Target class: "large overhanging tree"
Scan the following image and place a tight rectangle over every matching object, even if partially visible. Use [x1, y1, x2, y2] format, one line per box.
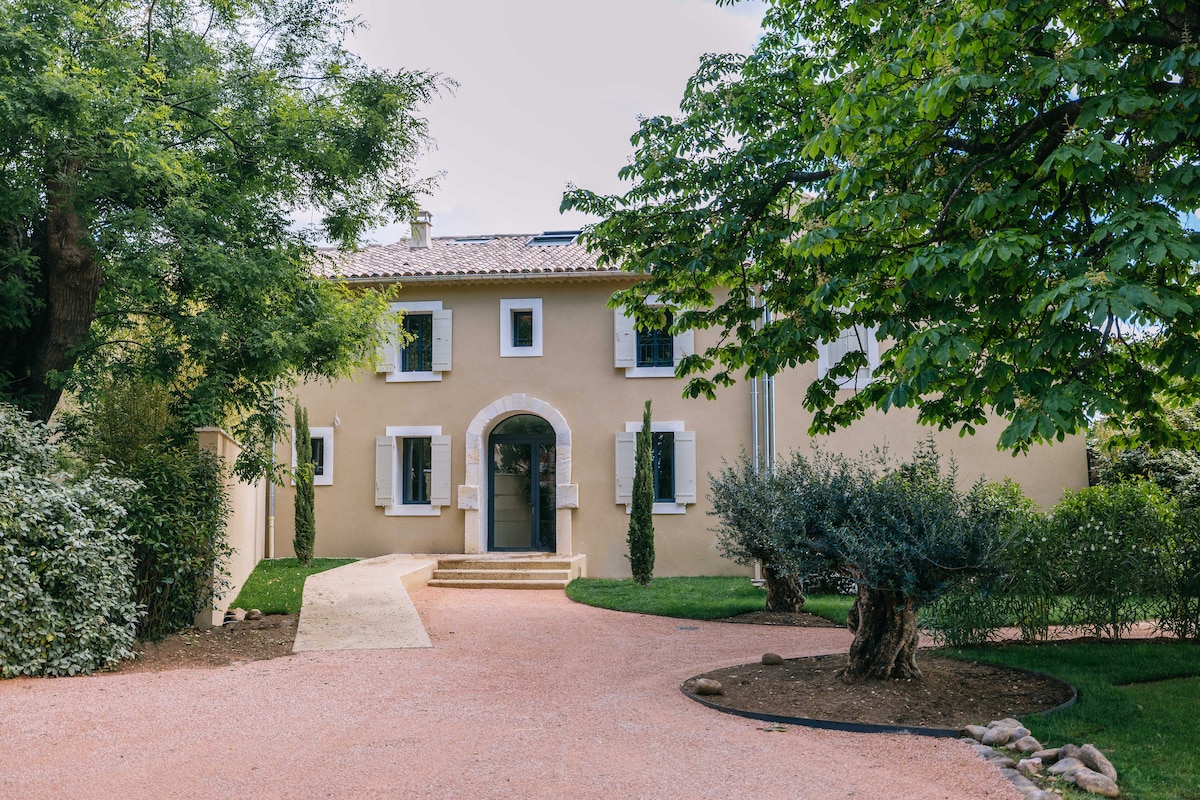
[565, 0, 1200, 452]
[564, 0, 1200, 679]
[0, 0, 439, 475]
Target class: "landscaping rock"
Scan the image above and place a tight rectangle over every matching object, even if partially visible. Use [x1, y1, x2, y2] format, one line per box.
[986, 754, 1017, 769]
[1003, 726, 1032, 742]
[1073, 767, 1120, 797]
[1031, 748, 1061, 763]
[992, 717, 1023, 729]
[1018, 757, 1043, 775]
[1012, 735, 1043, 754]
[761, 653, 784, 666]
[1009, 775, 1039, 794]
[962, 724, 989, 741]
[982, 726, 1015, 746]
[693, 678, 724, 696]
[1058, 743, 1082, 761]
[1024, 791, 1063, 800]
[1077, 744, 1118, 782]
[1047, 757, 1086, 778]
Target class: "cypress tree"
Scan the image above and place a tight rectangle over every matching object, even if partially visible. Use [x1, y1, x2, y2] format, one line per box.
[293, 403, 316, 566]
[628, 400, 655, 585]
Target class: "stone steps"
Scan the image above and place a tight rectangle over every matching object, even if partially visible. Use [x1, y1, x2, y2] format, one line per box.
[424, 555, 586, 590]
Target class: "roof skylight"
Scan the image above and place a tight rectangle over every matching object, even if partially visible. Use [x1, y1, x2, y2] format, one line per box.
[526, 230, 581, 246]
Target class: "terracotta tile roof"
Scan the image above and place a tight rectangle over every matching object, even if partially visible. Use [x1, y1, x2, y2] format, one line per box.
[315, 233, 623, 280]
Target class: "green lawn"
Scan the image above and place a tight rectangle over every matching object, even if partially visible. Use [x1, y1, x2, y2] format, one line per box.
[564, 575, 854, 624]
[952, 641, 1200, 800]
[230, 557, 356, 615]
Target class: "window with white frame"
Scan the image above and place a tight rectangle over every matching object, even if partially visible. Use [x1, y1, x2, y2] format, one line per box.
[375, 426, 451, 516]
[613, 300, 694, 379]
[817, 324, 880, 387]
[292, 426, 334, 486]
[614, 420, 697, 514]
[375, 301, 452, 382]
[499, 298, 543, 357]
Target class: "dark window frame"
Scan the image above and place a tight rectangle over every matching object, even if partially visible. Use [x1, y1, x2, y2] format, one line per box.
[511, 309, 534, 348]
[310, 437, 325, 477]
[401, 313, 434, 372]
[402, 437, 432, 505]
[651, 431, 675, 503]
[636, 310, 674, 368]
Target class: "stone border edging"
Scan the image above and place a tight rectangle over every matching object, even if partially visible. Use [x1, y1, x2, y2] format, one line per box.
[680, 659, 1078, 738]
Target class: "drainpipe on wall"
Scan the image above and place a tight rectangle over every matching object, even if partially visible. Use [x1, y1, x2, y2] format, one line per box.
[267, 387, 277, 559]
[762, 299, 777, 475]
[750, 296, 761, 474]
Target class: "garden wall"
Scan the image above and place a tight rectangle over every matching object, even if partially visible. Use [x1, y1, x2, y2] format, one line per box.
[195, 428, 266, 627]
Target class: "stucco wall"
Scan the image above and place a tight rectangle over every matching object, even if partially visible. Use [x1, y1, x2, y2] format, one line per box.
[196, 428, 266, 627]
[275, 277, 1089, 579]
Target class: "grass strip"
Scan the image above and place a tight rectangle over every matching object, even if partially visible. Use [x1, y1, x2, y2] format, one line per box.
[565, 576, 853, 624]
[230, 557, 356, 615]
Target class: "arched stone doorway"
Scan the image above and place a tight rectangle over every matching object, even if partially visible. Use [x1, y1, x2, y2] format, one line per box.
[458, 394, 577, 555]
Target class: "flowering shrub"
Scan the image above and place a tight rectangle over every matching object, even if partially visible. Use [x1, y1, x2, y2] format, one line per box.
[0, 405, 140, 677]
[1049, 481, 1174, 639]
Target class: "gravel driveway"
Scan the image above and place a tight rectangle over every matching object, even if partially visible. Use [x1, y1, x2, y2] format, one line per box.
[0, 589, 1020, 799]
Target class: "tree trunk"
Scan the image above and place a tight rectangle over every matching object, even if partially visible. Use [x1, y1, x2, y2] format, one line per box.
[26, 162, 101, 421]
[842, 585, 922, 683]
[763, 565, 806, 613]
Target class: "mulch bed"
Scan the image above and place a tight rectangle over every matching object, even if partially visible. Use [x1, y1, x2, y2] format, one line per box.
[114, 614, 298, 673]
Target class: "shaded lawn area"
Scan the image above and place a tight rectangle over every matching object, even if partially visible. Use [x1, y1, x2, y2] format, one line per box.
[231, 558, 356, 615]
[951, 641, 1200, 800]
[564, 576, 854, 624]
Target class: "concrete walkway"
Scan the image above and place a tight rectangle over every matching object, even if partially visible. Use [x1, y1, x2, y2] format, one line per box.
[292, 554, 436, 651]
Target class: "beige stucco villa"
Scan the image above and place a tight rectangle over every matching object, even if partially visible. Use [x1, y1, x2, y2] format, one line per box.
[272, 215, 1089, 580]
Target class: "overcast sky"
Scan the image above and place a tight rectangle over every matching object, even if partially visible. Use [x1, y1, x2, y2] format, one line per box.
[341, 0, 765, 242]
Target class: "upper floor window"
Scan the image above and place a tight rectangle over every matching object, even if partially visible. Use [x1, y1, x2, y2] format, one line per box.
[817, 324, 880, 388]
[375, 301, 452, 382]
[636, 311, 674, 368]
[500, 298, 543, 357]
[402, 314, 434, 372]
[614, 300, 694, 379]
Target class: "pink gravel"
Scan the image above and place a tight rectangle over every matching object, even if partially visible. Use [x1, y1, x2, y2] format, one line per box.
[0, 589, 1021, 799]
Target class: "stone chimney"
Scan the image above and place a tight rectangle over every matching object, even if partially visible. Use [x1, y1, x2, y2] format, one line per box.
[410, 210, 432, 249]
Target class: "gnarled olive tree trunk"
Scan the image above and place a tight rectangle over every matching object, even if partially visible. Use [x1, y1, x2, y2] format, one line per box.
[763, 565, 805, 613]
[842, 585, 921, 683]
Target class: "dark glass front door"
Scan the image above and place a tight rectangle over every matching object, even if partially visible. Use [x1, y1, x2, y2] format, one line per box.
[488, 416, 556, 551]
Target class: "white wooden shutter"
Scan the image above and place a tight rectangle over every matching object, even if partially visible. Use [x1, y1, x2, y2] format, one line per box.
[429, 434, 452, 507]
[431, 309, 453, 372]
[374, 436, 396, 506]
[614, 309, 636, 368]
[615, 432, 636, 504]
[672, 328, 694, 367]
[673, 430, 697, 504]
[375, 320, 397, 373]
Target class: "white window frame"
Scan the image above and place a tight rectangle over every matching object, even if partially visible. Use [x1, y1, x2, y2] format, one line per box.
[377, 425, 451, 516]
[377, 301, 452, 383]
[616, 420, 697, 515]
[817, 324, 880, 388]
[613, 297, 695, 379]
[291, 425, 334, 486]
[499, 298, 543, 357]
